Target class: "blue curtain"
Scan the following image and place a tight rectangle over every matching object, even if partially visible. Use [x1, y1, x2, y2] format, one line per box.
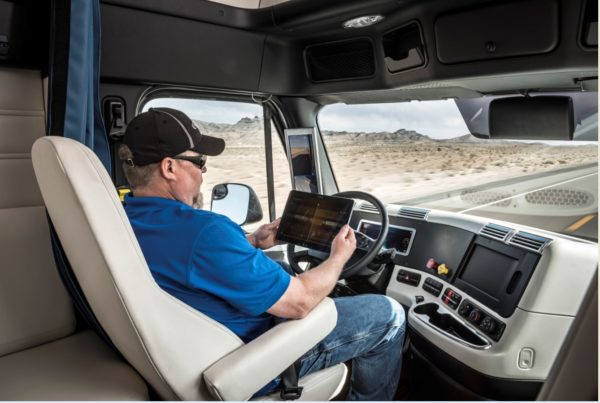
[60, 0, 111, 172]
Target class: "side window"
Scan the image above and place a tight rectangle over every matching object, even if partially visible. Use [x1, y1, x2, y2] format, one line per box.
[143, 98, 292, 229]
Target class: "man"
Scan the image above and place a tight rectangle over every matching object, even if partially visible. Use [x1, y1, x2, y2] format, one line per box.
[120, 107, 405, 400]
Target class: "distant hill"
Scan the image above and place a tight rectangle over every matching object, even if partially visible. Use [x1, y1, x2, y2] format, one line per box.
[193, 116, 264, 145]
[444, 134, 485, 143]
[193, 116, 479, 146]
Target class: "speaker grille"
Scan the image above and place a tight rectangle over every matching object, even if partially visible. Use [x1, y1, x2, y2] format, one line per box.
[525, 188, 593, 207]
[305, 39, 375, 82]
[460, 190, 512, 207]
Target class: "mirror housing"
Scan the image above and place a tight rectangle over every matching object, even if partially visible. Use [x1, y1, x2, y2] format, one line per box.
[210, 183, 263, 226]
[489, 96, 574, 140]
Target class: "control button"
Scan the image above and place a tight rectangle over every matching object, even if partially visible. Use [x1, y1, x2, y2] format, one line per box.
[437, 263, 450, 276]
[397, 269, 421, 287]
[458, 302, 473, 317]
[468, 309, 483, 324]
[415, 295, 424, 304]
[426, 258, 439, 270]
[518, 348, 535, 369]
[425, 277, 443, 289]
[442, 288, 462, 310]
[422, 282, 442, 297]
[480, 316, 497, 334]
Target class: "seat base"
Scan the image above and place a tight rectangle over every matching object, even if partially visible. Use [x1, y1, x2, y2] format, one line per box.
[0, 330, 148, 400]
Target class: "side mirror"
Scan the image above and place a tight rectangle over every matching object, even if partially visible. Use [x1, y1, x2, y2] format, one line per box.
[210, 183, 263, 226]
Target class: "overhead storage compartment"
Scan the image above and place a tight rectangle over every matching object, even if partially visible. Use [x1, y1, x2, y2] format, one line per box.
[382, 21, 426, 73]
[304, 38, 375, 82]
[435, 0, 559, 64]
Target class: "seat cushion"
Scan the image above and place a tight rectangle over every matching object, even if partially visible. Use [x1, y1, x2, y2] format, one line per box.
[0, 330, 148, 400]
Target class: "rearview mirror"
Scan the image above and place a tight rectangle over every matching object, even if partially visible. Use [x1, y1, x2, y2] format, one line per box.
[210, 183, 263, 226]
[455, 92, 598, 141]
[489, 96, 574, 140]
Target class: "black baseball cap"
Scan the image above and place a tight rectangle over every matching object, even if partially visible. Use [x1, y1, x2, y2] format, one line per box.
[123, 107, 225, 166]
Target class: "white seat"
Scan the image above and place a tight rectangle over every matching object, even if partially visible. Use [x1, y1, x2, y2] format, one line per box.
[0, 330, 148, 400]
[0, 67, 147, 400]
[32, 136, 347, 401]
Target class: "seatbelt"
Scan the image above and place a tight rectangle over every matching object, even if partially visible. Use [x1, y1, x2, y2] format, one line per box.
[279, 360, 303, 400]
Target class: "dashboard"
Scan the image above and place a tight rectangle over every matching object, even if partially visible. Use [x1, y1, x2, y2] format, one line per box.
[350, 203, 597, 399]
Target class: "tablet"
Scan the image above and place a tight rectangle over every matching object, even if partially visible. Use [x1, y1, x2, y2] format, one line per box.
[276, 191, 354, 252]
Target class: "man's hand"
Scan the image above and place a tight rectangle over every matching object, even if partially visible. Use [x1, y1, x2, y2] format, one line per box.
[267, 224, 356, 319]
[329, 224, 356, 265]
[247, 218, 282, 250]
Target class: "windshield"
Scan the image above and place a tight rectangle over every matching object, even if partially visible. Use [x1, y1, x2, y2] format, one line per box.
[318, 96, 598, 241]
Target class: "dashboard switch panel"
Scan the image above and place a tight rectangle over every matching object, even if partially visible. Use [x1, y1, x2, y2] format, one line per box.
[423, 277, 443, 297]
[459, 300, 506, 341]
[397, 269, 421, 286]
[442, 288, 462, 309]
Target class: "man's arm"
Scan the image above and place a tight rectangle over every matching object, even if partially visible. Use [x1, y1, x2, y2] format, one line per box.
[267, 225, 356, 319]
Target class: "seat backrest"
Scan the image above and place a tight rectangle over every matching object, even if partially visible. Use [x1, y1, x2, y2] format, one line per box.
[0, 68, 76, 357]
[32, 136, 244, 400]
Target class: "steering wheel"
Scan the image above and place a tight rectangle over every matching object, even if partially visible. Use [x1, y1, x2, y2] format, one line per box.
[287, 191, 389, 279]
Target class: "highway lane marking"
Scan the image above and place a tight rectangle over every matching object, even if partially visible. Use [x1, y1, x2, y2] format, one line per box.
[564, 214, 596, 233]
[459, 171, 599, 214]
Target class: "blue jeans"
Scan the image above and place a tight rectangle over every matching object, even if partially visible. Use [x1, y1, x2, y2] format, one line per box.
[297, 295, 406, 400]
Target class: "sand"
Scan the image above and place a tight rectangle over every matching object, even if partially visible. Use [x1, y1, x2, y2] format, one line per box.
[199, 134, 597, 228]
[192, 117, 597, 226]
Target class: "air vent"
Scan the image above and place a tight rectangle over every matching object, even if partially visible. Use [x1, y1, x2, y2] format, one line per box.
[479, 223, 513, 241]
[359, 202, 379, 213]
[399, 207, 429, 220]
[509, 231, 551, 253]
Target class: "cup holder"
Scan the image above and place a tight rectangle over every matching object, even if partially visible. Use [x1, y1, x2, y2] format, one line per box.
[412, 303, 489, 348]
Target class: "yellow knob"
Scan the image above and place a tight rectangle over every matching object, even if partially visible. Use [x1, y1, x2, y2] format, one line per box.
[437, 263, 449, 276]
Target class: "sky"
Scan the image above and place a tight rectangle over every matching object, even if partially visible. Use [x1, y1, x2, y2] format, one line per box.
[318, 101, 469, 139]
[143, 97, 596, 144]
[144, 98, 263, 123]
[144, 98, 469, 140]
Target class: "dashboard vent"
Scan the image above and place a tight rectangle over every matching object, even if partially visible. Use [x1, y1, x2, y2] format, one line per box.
[509, 231, 551, 253]
[359, 202, 379, 213]
[398, 207, 429, 220]
[479, 223, 513, 241]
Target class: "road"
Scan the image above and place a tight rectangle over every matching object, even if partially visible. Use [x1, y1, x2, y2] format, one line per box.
[399, 163, 598, 240]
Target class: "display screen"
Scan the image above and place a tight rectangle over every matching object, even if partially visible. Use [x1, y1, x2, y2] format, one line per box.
[276, 191, 354, 252]
[459, 245, 519, 302]
[288, 134, 318, 193]
[358, 220, 415, 255]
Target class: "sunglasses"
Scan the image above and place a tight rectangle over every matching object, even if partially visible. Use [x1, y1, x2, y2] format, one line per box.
[173, 154, 207, 170]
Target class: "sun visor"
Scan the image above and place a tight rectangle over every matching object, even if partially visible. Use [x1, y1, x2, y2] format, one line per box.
[489, 96, 574, 140]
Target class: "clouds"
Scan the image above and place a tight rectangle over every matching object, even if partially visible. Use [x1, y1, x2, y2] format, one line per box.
[318, 100, 470, 139]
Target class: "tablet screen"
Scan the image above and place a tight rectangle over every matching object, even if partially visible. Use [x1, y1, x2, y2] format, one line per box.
[276, 191, 354, 252]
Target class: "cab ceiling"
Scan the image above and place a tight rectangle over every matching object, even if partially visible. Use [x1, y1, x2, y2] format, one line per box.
[99, 0, 598, 104]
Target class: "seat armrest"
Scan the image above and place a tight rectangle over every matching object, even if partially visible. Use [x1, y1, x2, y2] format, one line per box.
[203, 298, 338, 401]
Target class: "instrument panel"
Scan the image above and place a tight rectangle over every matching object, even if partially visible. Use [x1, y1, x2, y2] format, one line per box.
[351, 204, 597, 390]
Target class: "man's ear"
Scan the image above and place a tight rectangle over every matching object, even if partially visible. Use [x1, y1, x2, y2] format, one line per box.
[159, 158, 177, 180]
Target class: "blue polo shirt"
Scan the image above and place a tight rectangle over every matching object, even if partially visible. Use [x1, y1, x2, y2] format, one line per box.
[123, 194, 291, 343]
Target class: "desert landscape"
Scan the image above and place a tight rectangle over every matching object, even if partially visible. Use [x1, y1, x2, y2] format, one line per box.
[195, 117, 598, 226]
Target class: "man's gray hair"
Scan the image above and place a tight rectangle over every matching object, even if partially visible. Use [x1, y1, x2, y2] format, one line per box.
[118, 144, 159, 189]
